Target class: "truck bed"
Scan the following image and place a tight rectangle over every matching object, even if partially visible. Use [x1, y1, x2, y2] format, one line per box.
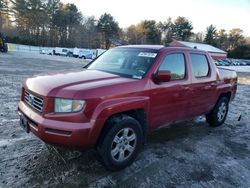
[217, 67, 237, 82]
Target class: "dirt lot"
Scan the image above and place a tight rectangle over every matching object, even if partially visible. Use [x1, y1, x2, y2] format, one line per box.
[0, 52, 250, 188]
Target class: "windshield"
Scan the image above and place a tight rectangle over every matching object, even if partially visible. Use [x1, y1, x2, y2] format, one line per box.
[87, 48, 158, 79]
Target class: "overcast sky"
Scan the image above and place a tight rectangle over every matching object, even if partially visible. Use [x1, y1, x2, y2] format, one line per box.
[61, 0, 250, 36]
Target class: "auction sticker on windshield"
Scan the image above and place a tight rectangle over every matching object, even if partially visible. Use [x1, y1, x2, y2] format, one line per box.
[138, 52, 157, 58]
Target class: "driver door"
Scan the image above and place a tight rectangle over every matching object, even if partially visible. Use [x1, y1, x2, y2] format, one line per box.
[149, 52, 192, 128]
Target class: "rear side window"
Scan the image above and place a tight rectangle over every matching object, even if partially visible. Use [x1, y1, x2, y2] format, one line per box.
[190, 54, 209, 77]
[159, 53, 185, 80]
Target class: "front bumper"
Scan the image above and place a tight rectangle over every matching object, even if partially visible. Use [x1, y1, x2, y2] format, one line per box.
[18, 101, 93, 149]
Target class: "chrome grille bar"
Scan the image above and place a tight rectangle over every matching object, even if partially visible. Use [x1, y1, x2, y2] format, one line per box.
[24, 90, 43, 112]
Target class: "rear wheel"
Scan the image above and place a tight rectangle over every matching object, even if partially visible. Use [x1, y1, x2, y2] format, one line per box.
[97, 115, 143, 171]
[206, 97, 229, 127]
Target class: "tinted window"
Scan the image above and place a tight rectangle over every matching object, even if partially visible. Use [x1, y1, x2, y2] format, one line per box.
[159, 53, 185, 80]
[190, 54, 209, 77]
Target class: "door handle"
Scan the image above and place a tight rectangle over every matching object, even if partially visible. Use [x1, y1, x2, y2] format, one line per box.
[182, 86, 190, 91]
[204, 86, 212, 90]
[210, 83, 216, 87]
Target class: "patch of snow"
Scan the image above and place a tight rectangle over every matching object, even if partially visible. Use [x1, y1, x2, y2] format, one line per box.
[220, 66, 250, 73]
[0, 135, 32, 147]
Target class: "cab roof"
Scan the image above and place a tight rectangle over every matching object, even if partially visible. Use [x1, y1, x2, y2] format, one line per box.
[117, 45, 165, 50]
[116, 45, 207, 54]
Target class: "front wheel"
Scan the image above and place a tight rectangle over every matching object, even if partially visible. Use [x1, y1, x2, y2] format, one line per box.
[206, 97, 229, 127]
[97, 115, 143, 171]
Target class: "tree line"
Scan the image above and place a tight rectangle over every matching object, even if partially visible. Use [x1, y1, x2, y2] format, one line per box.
[0, 0, 249, 58]
[204, 25, 250, 59]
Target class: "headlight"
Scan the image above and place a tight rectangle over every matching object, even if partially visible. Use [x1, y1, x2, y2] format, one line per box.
[54, 98, 85, 113]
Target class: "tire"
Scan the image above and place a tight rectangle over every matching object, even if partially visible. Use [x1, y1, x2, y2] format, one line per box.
[206, 97, 229, 127]
[97, 115, 143, 171]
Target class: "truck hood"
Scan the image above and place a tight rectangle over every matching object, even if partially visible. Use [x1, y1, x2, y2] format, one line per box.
[25, 69, 135, 98]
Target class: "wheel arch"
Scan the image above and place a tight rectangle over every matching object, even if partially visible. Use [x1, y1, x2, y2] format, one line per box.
[87, 97, 150, 147]
[210, 91, 231, 114]
[206, 92, 230, 127]
[218, 92, 231, 102]
[93, 108, 148, 149]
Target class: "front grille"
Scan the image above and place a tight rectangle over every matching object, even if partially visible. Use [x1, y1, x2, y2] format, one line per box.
[24, 90, 43, 112]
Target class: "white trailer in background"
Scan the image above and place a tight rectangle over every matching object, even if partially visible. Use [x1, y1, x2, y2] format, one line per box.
[73, 47, 80, 57]
[73, 48, 95, 59]
[73, 47, 106, 59]
[40, 49, 53, 55]
[79, 49, 95, 59]
[54, 47, 70, 56]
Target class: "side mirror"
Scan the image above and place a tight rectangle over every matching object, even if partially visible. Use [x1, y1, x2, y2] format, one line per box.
[154, 70, 171, 83]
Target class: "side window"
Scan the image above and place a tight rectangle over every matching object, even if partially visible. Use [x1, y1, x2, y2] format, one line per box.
[159, 53, 185, 80]
[190, 54, 209, 77]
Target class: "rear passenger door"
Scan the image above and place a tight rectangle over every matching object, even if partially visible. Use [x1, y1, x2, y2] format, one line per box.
[189, 53, 217, 116]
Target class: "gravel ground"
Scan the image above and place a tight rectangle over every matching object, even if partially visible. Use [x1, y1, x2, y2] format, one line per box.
[0, 52, 250, 188]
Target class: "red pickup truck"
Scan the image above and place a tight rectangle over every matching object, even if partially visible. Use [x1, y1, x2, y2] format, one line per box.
[18, 45, 237, 170]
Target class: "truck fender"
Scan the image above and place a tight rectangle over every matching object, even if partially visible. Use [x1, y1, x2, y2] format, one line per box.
[87, 97, 150, 146]
[215, 83, 234, 101]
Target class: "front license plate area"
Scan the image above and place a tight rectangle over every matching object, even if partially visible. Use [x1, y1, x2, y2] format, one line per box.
[20, 114, 30, 133]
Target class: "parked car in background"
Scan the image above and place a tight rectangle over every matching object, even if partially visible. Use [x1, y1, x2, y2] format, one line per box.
[239, 61, 247, 66]
[220, 60, 230, 66]
[40, 49, 47, 54]
[73, 47, 80, 58]
[232, 61, 240, 66]
[244, 61, 250, 65]
[79, 49, 95, 59]
[73, 48, 100, 59]
[214, 59, 222, 66]
[47, 49, 53, 55]
[40, 49, 53, 55]
[54, 47, 70, 56]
